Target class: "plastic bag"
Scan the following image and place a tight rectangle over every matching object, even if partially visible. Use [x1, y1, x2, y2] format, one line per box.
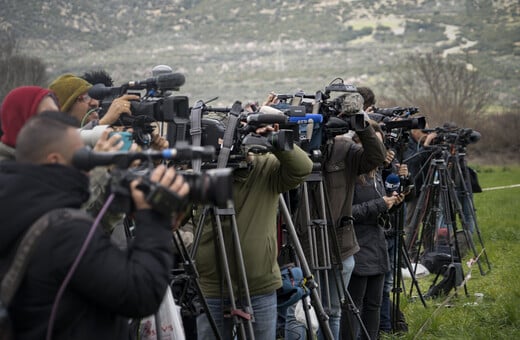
[139, 288, 185, 340]
[294, 296, 319, 333]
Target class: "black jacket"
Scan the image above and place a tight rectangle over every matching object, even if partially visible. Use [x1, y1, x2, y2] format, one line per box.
[351, 170, 390, 276]
[0, 161, 173, 340]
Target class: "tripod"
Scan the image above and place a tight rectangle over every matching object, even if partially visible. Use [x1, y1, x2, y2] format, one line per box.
[447, 147, 491, 275]
[189, 205, 256, 339]
[407, 148, 471, 297]
[390, 201, 427, 332]
[283, 167, 369, 339]
[170, 226, 222, 339]
[279, 193, 334, 340]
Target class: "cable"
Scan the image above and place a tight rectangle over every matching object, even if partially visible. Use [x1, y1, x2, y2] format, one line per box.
[46, 193, 115, 340]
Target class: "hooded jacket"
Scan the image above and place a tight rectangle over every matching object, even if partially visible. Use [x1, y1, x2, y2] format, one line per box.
[0, 161, 173, 340]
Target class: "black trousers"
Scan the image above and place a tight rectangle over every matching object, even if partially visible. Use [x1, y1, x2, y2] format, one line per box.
[341, 273, 385, 340]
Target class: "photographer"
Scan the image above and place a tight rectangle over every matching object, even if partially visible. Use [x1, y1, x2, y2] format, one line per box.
[379, 153, 411, 335]
[195, 108, 313, 340]
[324, 93, 387, 340]
[343, 122, 404, 340]
[0, 112, 189, 339]
[49, 73, 138, 128]
[284, 92, 386, 340]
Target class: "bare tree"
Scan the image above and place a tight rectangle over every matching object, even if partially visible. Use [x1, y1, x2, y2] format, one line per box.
[0, 28, 48, 103]
[390, 53, 494, 127]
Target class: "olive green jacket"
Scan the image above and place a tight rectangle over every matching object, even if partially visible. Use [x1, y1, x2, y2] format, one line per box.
[195, 145, 313, 297]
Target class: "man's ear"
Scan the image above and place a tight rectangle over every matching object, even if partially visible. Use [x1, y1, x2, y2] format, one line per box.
[46, 152, 66, 165]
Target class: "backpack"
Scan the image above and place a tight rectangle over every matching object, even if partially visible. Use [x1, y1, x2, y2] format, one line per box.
[277, 264, 309, 309]
[424, 262, 464, 299]
[0, 208, 92, 340]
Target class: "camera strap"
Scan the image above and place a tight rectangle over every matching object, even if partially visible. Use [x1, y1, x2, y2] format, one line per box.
[217, 101, 242, 169]
[190, 100, 204, 172]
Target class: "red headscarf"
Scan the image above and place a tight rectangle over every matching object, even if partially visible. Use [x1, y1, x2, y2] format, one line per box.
[0, 86, 54, 147]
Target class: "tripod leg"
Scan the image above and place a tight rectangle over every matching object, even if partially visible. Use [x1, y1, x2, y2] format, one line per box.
[454, 158, 491, 274]
[441, 170, 469, 297]
[212, 210, 255, 339]
[172, 230, 222, 340]
[279, 195, 334, 340]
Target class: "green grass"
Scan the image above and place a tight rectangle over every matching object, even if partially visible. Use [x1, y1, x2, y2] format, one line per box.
[384, 165, 520, 339]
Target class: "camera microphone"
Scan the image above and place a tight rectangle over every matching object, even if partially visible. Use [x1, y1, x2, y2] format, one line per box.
[126, 72, 185, 91]
[89, 73, 186, 101]
[385, 173, 400, 197]
[246, 113, 288, 126]
[72, 145, 215, 171]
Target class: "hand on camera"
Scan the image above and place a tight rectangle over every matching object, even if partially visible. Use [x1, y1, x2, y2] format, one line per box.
[99, 94, 140, 125]
[262, 92, 279, 106]
[384, 150, 395, 166]
[130, 165, 190, 211]
[423, 132, 438, 146]
[255, 124, 279, 136]
[397, 163, 409, 178]
[150, 130, 169, 151]
[93, 128, 138, 153]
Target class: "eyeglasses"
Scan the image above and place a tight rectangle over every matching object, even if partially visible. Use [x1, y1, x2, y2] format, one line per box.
[76, 94, 91, 103]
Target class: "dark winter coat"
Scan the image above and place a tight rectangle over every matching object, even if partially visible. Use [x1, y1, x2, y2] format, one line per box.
[0, 161, 173, 340]
[351, 170, 390, 276]
[323, 125, 387, 260]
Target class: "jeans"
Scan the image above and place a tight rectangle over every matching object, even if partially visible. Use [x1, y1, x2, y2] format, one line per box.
[196, 292, 277, 340]
[284, 256, 355, 340]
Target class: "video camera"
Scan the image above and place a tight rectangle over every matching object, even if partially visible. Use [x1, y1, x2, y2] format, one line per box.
[266, 80, 367, 151]
[369, 105, 426, 152]
[174, 100, 295, 169]
[373, 106, 419, 117]
[72, 145, 233, 214]
[426, 126, 481, 147]
[87, 72, 188, 148]
[316, 80, 366, 139]
[88, 72, 188, 123]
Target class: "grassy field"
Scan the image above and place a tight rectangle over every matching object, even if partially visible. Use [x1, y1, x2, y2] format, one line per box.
[383, 165, 520, 340]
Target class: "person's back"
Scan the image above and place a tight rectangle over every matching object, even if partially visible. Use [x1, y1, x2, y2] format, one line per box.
[0, 113, 189, 339]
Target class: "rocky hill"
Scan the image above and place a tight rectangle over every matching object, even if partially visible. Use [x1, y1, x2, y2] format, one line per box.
[1, 0, 519, 106]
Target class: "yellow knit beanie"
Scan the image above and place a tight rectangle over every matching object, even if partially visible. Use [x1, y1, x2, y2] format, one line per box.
[49, 74, 92, 112]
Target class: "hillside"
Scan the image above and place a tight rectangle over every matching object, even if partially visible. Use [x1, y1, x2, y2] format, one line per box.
[1, 0, 519, 107]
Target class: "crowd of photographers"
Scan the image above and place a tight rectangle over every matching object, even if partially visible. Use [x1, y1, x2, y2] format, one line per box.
[0, 68, 481, 340]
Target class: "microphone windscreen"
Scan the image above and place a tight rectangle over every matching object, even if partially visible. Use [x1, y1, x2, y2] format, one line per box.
[157, 72, 185, 90]
[247, 113, 288, 125]
[385, 173, 400, 196]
